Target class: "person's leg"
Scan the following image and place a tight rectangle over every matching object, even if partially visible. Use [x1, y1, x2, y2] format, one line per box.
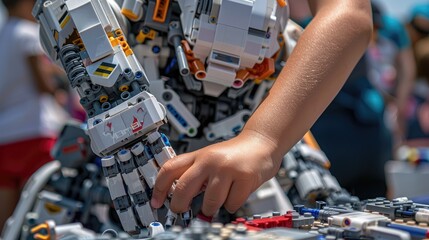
[0, 142, 21, 233]
[0, 137, 55, 233]
[0, 187, 19, 232]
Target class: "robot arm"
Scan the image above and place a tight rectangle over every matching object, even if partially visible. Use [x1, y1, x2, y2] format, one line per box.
[32, 0, 188, 236]
[33, 0, 149, 120]
[31, 0, 305, 235]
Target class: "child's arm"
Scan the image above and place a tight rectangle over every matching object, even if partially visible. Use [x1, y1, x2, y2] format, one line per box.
[27, 55, 57, 95]
[151, 0, 372, 216]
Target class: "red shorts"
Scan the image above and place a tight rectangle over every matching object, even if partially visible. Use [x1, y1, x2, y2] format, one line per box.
[0, 137, 56, 189]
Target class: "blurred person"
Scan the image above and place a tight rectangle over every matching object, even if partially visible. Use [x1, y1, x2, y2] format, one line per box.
[405, 37, 429, 145]
[406, 4, 429, 52]
[68, 90, 87, 122]
[52, 72, 87, 122]
[311, 60, 392, 199]
[403, 4, 429, 145]
[0, 0, 67, 231]
[367, 2, 416, 150]
[406, 4, 429, 88]
[288, 0, 312, 28]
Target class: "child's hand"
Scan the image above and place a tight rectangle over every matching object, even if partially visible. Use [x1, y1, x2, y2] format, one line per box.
[150, 129, 282, 216]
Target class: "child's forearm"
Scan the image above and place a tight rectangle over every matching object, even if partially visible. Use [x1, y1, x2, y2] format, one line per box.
[243, 0, 373, 162]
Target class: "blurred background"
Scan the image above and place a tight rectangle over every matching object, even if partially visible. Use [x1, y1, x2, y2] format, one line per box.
[0, 1, 418, 27]
[0, 2, 5, 27]
[1, 0, 428, 25]
[374, 0, 428, 19]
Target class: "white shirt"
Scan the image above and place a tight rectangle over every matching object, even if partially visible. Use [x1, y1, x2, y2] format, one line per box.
[0, 18, 65, 144]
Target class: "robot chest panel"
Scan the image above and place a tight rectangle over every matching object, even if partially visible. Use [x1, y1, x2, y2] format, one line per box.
[161, 78, 272, 143]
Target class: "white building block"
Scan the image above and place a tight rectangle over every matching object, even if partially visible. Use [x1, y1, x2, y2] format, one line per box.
[66, 0, 114, 61]
[138, 159, 159, 188]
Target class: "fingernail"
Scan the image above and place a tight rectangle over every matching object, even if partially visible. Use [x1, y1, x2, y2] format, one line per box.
[151, 198, 160, 208]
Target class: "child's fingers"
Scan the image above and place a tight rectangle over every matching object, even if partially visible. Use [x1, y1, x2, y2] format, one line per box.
[223, 180, 253, 213]
[151, 152, 195, 208]
[201, 176, 232, 217]
[170, 165, 207, 213]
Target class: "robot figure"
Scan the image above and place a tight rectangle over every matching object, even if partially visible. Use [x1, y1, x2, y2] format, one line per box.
[29, 0, 329, 237]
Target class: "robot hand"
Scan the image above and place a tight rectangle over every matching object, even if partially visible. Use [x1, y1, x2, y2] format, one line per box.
[32, 0, 190, 236]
